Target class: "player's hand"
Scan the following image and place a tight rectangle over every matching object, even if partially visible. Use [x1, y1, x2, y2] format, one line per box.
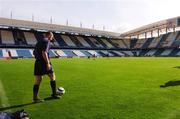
[46, 63, 51, 71]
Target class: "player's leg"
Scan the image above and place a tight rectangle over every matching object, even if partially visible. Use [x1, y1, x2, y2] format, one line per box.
[48, 73, 60, 99]
[33, 75, 44, 102]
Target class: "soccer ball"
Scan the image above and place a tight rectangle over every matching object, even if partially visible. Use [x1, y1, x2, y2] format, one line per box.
[56, 87, 65, 96]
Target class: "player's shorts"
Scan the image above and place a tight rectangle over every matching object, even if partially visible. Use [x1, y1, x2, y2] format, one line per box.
[34, 60, 54, 75]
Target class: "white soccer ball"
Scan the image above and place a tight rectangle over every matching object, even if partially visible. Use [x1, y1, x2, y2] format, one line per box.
[56, 87, 65, 96]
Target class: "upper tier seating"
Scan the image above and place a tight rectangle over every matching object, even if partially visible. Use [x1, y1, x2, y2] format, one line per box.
[1, 30, 15, 44]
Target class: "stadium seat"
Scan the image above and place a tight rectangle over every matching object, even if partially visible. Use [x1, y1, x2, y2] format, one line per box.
[76, 36, 91, 48]
[80, 50, 92, 57]
[141, 38, 154, 49]
[1, 30, 15, 44]
[62, 50, 77, 57]
[54, 33, 68, 47]
[0, 49, 3, 57]
[16, 49, 33, 58]
[100, 38, 114, 48]
[87, 50, 100, 57]
[82, 37, 97, 48]
[88, 37, 103, 48]
[61, 35, 76, 47]
[54, 50, 67, 57]
[23, 32, 37, 45]
[49, 50, 58, 57]
[69, 35, 84, 47]
[72, 50, 86, 57]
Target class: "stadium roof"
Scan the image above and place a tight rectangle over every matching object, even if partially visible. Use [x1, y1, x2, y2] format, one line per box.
[121, 16, 180, 38]
[0, 17, 120, 38]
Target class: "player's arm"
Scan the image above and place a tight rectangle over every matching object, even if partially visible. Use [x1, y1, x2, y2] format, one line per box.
[42, 51, 51, 71]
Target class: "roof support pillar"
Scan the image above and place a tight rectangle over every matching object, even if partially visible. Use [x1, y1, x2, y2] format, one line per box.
[173, 25, 176, 33]
[151, 30, 153, 37]
[145, 32, 147, 39]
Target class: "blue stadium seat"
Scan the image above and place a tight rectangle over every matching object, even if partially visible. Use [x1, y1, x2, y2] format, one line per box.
[141, 38, 154, 49]
[49, 50, 57, 57]
[171, 31, 180, 47]
[109, 51, 119, 56]
[16, 49, 33, 58]
[83, 37, 97, 48]
[54, 33, 68, 47]
[130, 39, 138, 48]
[68, 35, 83, 47]
[0, 32, 2, 45]
[0, 49, 3, 57]
[97, 51, 106, 57]
[94, 37, 107, 48]
[80, 50, 92, 57]
[139, 49, 150, 56]
[107, 39, 119, 48]
[62, 50, 77, 57]
[153, 49, 165, 56]
[156, 33, 169, 48]
[12, 30, 27, 45]
[169, 49, 179, 56]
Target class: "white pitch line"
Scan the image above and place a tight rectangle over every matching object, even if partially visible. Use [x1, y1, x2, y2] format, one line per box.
[0, 79, 10, 110]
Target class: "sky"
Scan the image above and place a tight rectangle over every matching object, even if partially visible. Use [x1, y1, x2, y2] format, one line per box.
[0, 0, 179, 33]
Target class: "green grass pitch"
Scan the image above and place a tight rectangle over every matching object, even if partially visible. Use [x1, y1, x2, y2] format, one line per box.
[0, 57, 180, 119]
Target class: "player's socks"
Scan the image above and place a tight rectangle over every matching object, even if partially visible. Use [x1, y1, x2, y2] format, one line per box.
[50, 80, 57, 95]
[50, 81, 60, 99]
[33, 84, 44, 102]
[33, 84, 39, 99]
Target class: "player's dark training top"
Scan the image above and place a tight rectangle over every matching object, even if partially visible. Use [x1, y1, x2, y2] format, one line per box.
[33, 38, 54, 75]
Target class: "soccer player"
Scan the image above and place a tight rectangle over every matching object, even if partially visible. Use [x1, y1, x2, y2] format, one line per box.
[33, 32, 60, 103]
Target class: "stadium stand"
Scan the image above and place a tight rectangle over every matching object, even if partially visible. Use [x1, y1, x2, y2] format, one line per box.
[122, 39, 130, 48]
[100, 38, 114, 48]
[1, 30, 15, 44]
[162, 32, 178, 47]
[82, 36, 96, 48]
[49, 50, 57, 57]
[72, 50, 86, 57]
[16, 49, 32, 58]
[61, 35, 76, 47]
[80, 50, 92, 57]
[23, 32, 37, 45]
[13, 30, 27, 45]
[53, 33, 68, 47]
[76, 36, 91, 48]
[112, 51, 125, 56]
[148, 35, 163, 48]
[2, 49, 9, 57]
[9, 49, 18, 57]
[62, 50, 77, 57]
[54, 50, 67, 57]
[0, 49, 2, 57]
[161, 49, 173, 56]
[111, 39, 128, 48]
[0, 17, 180, 58]
[69, 35, 84, 47]
[87, 50, 100, 57]
[88, 37, 103, 48]
[134, 39, 147, 49]
[95, 38, 108, 48]
[141, 38, 154, 49]
[130, 39, 138, 49]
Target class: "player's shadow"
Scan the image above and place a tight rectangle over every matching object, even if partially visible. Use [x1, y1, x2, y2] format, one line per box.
[173, 66, 180, 69]
[0, 102, 35, 111]
[0, 97, 58, 111]
[160, 80, 180, 88]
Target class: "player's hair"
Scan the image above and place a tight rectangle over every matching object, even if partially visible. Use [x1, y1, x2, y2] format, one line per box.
[45, 31, 53, 37]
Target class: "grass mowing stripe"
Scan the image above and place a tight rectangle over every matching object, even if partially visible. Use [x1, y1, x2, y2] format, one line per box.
[0, 79, 10, 110]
